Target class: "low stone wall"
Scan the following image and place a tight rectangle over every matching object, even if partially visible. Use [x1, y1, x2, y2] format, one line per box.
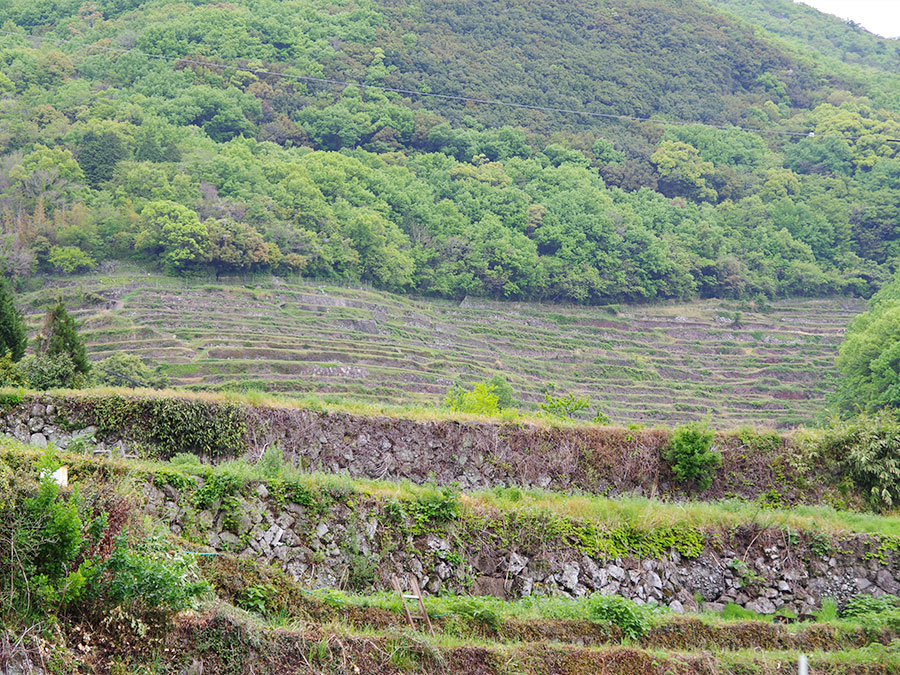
[144, 472, 898, 617]
[0, 393, 833, 504]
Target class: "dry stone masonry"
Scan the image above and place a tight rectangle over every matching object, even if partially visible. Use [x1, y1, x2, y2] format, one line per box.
[1, 393, 829, 504]
[143, 474, 900, 617]
[3, 393, 898, 617]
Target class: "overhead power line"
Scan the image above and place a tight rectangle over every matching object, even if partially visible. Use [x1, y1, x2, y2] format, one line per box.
[1, 28, 896, 143]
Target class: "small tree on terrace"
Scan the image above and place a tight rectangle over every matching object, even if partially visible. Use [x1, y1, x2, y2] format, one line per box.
[35, 300, 90, 377]
[0, 277, 27, 361]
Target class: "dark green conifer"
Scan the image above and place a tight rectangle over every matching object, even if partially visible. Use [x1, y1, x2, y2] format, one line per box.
[0, 277, 27, 361]
[36, 300, 90, 375]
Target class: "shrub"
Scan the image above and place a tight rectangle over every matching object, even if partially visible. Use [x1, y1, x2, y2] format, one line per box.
[586, 594, 651, 640]
[841, 593, 900, 619]
[818, 413, 900, 511]
[444, 381, 500, 415]
[1, 448, 210, 625]
[93, 352, 168, 389]
[236, 583, 276, 615]
[443, 596, 501, 630]
[592, 411, 611, 425]
[47, 246, 96, 274]
[0, 351, 26, 386]
[256, 444, 289, 479]
[98, 533, 208, 612]
[21, 475, 85, 586]
[666, 421, 720, 490]
[539, 392, 591, 419]
[20, 353, 89, 390]
[486, 374, 515, 408]
[408, 487, 458, 530]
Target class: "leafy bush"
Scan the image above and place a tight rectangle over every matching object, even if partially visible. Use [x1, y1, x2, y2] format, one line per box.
[832, 270, 900, 416]
[0, 388, 24, 406]
[47, 246, 96, 274]
[666, 422, 720, 490]
[586, 594, 651, 639]
[93, 352, 169, 389]
[442, 596, 501, 630]
[0, 351, 26, 386]
[486, 375, 515, 409]
[19, 353, 89, 389]
[539, 392, 591, 419]
[841, 593, 900, 619]
[256, 444, 290, 479]
[444, 381, 500, 415]
[236, 583, 276, 615]
[407, 487, 459, 531]
[817, 413, 900, 511]
[20, 475, 86, 588]
[1, 456, 206, 624]
[592, 411, 611, 425]
[193, 471, 243, 509]
[99, 533, 209, 612]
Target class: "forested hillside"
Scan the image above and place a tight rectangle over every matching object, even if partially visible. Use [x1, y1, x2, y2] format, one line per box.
[0, 0, 899, 304]
[712, 0, 900, 74]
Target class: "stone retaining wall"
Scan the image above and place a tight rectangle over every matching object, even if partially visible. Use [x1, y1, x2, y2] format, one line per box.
[2, 393, 895, 616]
[145, 474, 899, 617]
[0, 393, 833, 504]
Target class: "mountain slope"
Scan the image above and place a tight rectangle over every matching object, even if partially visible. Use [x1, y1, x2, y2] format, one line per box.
[0, 0, 898, 308]
[376, 0, 820, 126]
[712, 0, 900, 71]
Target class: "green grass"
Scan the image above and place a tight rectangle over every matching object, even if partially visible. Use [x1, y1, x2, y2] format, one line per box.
[308, 587, 900, 639]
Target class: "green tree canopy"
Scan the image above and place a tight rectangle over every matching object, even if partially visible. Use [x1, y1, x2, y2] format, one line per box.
[93, 352, 168, 389]
[137, 200, 209, 273]
[0, 0, 900, 309]
[0, 277, 27, 361]
[833, 272, 900, 416]
[35, 299, 90, 376]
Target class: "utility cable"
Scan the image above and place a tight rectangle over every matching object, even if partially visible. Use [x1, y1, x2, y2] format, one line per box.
[1, 27, 896, 142]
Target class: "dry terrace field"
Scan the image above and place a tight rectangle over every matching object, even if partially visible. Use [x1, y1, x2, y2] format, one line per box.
[20, 272, 864, 429]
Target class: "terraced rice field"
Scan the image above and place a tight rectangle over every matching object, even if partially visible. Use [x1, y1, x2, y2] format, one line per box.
[21, 272, 864, 428]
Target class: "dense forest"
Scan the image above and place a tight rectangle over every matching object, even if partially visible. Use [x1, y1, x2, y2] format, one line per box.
[712, 0, 900, 75]
[0, 0, 899, 303]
